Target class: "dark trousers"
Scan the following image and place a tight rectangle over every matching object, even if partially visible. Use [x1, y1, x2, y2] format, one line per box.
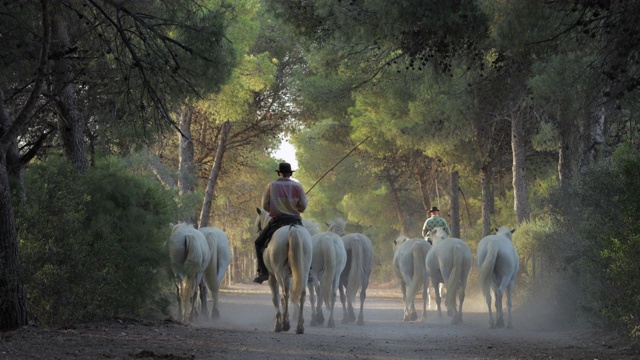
[255, 215, 302, 273]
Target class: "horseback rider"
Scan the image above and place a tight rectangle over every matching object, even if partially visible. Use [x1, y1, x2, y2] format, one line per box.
[421, 206, 451, 244]
[253, 162, 308, 284]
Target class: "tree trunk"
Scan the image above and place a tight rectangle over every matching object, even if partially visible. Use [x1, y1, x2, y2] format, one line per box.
[481, 166, 492, 237]
[51, 10, 87, 172]
[449, 170, 460, 238]
[199, 121, 230, 227]
[178, 106, 196, 224]
[387, 173, 409, 235]
[557, 112, 575, 188]
[0, 91, 25, 205]
[512, 108, 531, 224]
[416, 169, 431, 216]
[0, 1, 51, 331]
[0, 159, 29, 331]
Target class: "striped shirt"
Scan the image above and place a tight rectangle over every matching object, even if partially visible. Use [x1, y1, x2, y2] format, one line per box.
[262, 178, 308, 218]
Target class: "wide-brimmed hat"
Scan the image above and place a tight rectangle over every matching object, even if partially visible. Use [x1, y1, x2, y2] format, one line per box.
[276, 162, 295, 173]
[428, 206, 440, 213]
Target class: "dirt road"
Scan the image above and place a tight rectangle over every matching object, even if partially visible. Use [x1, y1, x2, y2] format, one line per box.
[1, 284, 637, 359]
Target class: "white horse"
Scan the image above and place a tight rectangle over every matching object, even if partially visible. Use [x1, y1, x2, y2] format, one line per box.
[255, 208, 313, 334]
[198, 226, 231, 320]
[328, 219, 373, 325]
[308, 231, 347, 328]
[425, 227, 472, 324]
[166, 222, 211, 323]
[392, 236, 431, 322]
[477, 226, 519, 329]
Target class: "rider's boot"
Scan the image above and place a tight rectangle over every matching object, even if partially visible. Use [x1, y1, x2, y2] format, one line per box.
[253, 258, 269, 284]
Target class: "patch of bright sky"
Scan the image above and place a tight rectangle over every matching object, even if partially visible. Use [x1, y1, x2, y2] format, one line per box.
[273, 136, 298, 170]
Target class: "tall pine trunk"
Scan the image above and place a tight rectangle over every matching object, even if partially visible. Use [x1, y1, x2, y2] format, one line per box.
[178, 106, 197, 224]
[387, 173, 410, 235]
[481, 166, 492, 237]
[449, 170, 460, 238]
[512, 107, 530, 224]
[199, 121, 230, 227]
[0, 0, 51, 331]
[416, 168, 431, 217]
[0, 161, 28, 331]
[51, 9, 87, 172]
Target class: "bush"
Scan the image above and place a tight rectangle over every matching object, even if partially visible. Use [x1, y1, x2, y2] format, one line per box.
[544, 144, 640, 336]
[17, 157, 176, 326]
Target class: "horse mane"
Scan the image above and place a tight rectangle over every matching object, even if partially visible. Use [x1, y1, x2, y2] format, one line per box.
[302, 219, 320, 236]
[172, 221, 195, 232]
[495, 226, 515, 241]
[393, 234, 409, 249]
[327, 218, 347, 236]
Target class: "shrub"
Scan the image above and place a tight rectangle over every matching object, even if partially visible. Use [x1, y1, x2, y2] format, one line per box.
[17, 157, 176, 326]
[544, 144, 640, 336]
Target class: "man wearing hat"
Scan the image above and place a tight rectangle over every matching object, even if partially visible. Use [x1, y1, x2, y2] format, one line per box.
[253, 162, 308, 284]
[421, 206, 451, 244]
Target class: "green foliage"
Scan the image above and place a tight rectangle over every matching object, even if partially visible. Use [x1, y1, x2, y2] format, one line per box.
[17, 158, 176, 327]
[543, 145, 640, 335]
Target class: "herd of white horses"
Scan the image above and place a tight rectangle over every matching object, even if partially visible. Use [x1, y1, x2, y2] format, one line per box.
[167, 210, 519, 334]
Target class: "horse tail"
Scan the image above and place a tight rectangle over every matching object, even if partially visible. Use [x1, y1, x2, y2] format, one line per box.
[321, 239, 337, 309]
[182, 233, 204, 313]
[215, 230, 231, 285]
[445, 242, 465, 310]
[409, 240, 429, 301]
[478, 239, 499, 299]
[346, 236, 365, 305]
[202, 230, 219, 295]
[288, 226, 307, 305]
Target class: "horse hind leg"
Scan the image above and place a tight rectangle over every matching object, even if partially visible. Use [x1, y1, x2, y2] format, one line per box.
[309, 282, 318, 326]
[269, 278, 283, 332]
[316, 282, 325, 325]
[494, 290, 505, 329]
[452, 284, 466, 325]
[506, 282, 515, 329]
[281, 293, 291, 332]
[199, 281, 209, 322]
[339, 284, 349, 324]
[327, 294, 336, 328]
[295, 289, 306, 334]
[357, 286, 367, 326]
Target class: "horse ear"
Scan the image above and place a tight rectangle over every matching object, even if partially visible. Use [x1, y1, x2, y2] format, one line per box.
[256, 207, 261, 215]
[511, 228, 516, 234]
[169, 222, 175, 228]
[494, 227, 499, 233]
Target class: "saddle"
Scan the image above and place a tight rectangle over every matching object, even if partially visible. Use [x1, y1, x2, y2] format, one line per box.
[261, 215, 303, 251]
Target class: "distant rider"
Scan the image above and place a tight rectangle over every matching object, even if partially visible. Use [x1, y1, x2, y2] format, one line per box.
[422, 206, 451, 244]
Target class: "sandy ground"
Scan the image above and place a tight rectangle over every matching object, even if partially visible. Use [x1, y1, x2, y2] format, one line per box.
[1, 283, 638, 359]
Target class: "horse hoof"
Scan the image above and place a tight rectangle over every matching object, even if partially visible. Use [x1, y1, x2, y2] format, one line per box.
[211, 309, 220, 320]
[328, 319, 335, 328]
[274, 323, 282, 332]
[296, 326, 304, 334]
[357, 319, 364, 326]
[410, 312, 418, 321]
[282, 322, 291, 332]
